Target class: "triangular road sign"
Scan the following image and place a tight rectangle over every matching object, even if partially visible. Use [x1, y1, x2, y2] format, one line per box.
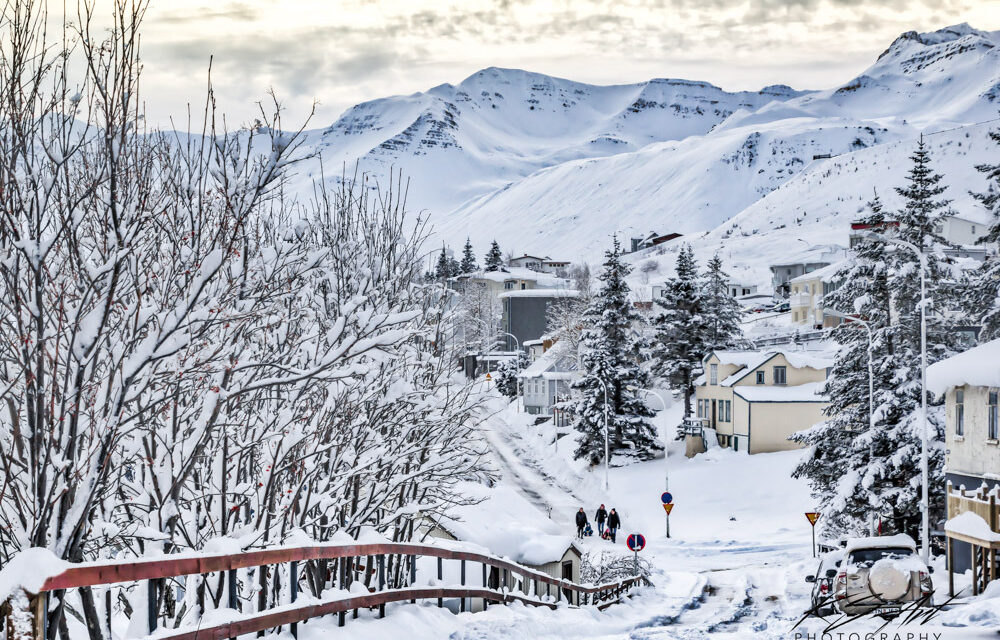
[663, 503, 674, 515]
[805, 512, 820, 526]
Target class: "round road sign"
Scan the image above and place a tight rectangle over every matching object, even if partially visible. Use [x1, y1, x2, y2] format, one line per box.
[626, 533, 646, 552]
[661, 492, 673, 504]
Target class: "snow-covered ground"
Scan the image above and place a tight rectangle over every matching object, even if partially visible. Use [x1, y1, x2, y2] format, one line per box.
[294, 393, 1000, 639]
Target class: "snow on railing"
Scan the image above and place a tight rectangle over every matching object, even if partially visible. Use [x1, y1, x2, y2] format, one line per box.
[0, 541, 647, 640]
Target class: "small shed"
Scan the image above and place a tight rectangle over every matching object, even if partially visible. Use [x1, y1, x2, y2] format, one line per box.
[424, 483, 584, 608]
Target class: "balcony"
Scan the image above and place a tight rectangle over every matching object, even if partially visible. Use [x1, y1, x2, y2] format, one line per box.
[790, 292, 812, 307]
[681, 417, 708, 437]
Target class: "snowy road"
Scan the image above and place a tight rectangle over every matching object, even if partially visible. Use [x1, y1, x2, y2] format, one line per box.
[301, 396, 1000, 639]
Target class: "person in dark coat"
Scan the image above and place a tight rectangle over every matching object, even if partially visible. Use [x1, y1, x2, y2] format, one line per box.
[607, 508, 621, 543]
[575, 508, 588, 538]
[595, 504, 608, 536]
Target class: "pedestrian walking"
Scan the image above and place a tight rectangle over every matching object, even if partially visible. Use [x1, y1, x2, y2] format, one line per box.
[575, 507, 588, 539]
[607, 508, 621, 543]
[595, 504, 608, 537]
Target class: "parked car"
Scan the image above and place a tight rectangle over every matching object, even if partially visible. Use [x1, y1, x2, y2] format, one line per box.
[775, 302, 790, 312]
[805, 549, 844, 615]
[832, 535, 932, 618]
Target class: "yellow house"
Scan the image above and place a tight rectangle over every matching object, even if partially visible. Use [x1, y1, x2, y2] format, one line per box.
[693, 350, 832, 454]
[789, 261, 846, 329]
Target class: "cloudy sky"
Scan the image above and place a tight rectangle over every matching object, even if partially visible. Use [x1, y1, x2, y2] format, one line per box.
[85, 0, 998, 127]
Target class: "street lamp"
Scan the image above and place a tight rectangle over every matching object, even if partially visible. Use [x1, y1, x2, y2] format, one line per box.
[595, 377, 610, 491]
[860, 230, 930, 562]
[628, 386, 671, 537]
[826, 308, 877, 535]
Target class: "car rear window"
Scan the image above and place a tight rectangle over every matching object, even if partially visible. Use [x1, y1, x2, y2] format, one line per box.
[847, 547, 913, 568]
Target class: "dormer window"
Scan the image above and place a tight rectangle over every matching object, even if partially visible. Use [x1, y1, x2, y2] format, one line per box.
[710, 363, 718, 385]
[756, 371, 765, 384]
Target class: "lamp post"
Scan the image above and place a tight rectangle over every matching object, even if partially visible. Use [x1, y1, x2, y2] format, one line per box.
[860, 230, 930, 562]
[629, 386, 671, 537]
[826, 309, 876, 535]
[595, 377, 610, 491]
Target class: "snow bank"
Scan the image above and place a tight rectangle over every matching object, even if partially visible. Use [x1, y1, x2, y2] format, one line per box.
[945, 511, 1000, 542]
[0, 548, 69, 602]
[927, 338, 1000, 395]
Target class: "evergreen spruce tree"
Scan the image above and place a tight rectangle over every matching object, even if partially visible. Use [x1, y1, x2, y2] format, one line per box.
[795, 139, 958, 541]
[572, 237, 661, 465]
[651, 244, 706, 419]
[484, 240, 504, 272]
[434, 245, 451, 280]
[876, 135, 956, 538]
[700, 254, 745, 350]
[792, 194, 895, 535]
[448, 256, 461, 277]
[460, 237, 478, 274]
[969, 127, 1000, 340]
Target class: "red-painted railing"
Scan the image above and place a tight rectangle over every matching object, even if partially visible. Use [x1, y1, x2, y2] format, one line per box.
[6, 542, 647, 640]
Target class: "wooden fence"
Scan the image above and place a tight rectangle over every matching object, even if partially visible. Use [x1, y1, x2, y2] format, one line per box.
[5, 542, 647, 640]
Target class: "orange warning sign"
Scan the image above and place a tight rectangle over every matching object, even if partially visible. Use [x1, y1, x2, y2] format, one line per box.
[485, 373, 492, 380]
[663, 503, 674, 515]
[805, 512, 820, 526]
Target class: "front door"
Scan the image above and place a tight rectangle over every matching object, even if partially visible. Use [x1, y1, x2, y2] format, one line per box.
[562, 561, 573, 602]
[711, 399, 717, 428]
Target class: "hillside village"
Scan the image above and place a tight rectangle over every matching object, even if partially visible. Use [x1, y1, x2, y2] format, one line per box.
[1, 7, 1000, 640]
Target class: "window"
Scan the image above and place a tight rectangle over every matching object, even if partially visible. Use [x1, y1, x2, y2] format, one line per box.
[756, 371, 765, 385]
[955, 388, 964, 436]
[773, 366, 787, 385]
[721, 400, 731, 422]
[504, 281, 514, 289]
[697, 400, 703, 418]
[989, 390, 998, 440]
[710, 363, 718, 385]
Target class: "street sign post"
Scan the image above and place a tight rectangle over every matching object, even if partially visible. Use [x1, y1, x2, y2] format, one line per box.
[626, 534, 646, 576]
[805, 512, 820, 557]
[660, 492, 673, 538]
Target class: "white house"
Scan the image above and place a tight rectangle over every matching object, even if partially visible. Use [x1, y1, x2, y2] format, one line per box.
[788, 260, 846, 328]
[927, 339, 1000, 594]
[519, 352, 579, 425]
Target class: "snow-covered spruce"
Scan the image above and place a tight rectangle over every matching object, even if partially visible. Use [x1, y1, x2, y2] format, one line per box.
[793, 138, 962, 540]
[571, 237, 661, 464]
[651, 244, 706, 420]
[966, 125, 1000, 340]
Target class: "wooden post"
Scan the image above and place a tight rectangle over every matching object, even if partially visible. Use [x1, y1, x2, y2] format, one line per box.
[105, 588, 113, 640]
[409, 555, 417, 604]
[377, 555, 385, 591]
[972, 544, 978, 596]
[290, 561, 298, 638]
[29, 594, 46, 640]
[948, 536, 954, 597]
[228, 569, 238, 610]
[460, 560, 466, 612]
[147, 580, 157, 634]
[437, 558, 443, 608]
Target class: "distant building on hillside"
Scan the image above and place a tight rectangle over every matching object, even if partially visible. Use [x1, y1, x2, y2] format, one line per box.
[691, 349, 832, 455]
[519, 351, 578, 423]
[728, 282, 758, 298]
[507, 255, 571, 274]
[789, 260, 846, 329]
[630, 232, 682, 253]
[452, 267, 570, 295]
[770, 261, 832, 298]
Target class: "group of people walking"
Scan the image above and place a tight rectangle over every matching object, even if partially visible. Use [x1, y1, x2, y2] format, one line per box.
[575, 504, 621, 542]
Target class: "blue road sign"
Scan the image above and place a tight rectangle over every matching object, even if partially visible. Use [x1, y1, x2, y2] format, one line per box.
[661, 492, 673, 504]
[626, 533, 646, 552]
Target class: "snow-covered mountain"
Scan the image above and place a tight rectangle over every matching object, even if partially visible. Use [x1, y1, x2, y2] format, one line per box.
[296, 23, 1000, 266]
[297, 68, 807, 215]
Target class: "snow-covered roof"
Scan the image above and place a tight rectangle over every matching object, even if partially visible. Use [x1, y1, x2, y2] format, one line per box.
[927, 338, 1000, 395]
[519, 353, 578, 378]
[733, 381, 826, 403]
[712, 349, 834, 387]
[437, 483, 580, 566]
[789, 260, 848, 284]
[458, 267, 569, 287]
[945, 511, 1000, 542]
[499, 288, 579, 299]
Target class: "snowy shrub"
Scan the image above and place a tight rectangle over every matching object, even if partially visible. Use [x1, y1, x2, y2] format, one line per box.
[581, 550, 652, 584]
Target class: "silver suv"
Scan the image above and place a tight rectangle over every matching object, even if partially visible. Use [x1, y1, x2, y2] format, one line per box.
[833, 535, 933, 617]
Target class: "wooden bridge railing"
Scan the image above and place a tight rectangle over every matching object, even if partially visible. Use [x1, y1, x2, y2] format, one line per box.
[5, 542, 647, 640]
